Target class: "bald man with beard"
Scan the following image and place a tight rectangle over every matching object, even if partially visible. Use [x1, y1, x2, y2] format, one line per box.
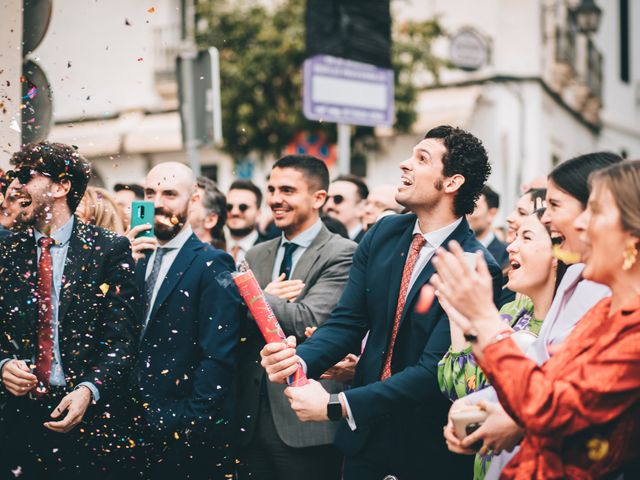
[127, 162, 242, 479]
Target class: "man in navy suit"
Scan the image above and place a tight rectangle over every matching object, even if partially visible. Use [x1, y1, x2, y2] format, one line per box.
[261, 126, 502, 479]
[468, 185, 509, 269]
[128, 162, 242, 479]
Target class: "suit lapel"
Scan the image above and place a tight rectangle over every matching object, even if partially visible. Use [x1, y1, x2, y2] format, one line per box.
[6, 231, 39, 330]
[58, 220, 94, 325]
[251, 239, 279, 287]
[399, 218, 472, 326]
[385, 220, 416, 331]
[290, 226, 331, 282]
[148, 234, 200, 320]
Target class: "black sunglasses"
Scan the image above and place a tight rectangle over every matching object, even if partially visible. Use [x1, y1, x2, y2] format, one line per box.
[227, 203, 250, 213]
[327, 194, 344, 205]
[6, 168, 51, 186]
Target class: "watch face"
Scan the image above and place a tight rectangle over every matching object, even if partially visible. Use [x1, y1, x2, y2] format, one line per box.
[327, 395, 342, 421]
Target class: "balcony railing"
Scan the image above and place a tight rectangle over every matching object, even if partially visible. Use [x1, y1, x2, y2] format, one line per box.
[554, 25, 576, 68]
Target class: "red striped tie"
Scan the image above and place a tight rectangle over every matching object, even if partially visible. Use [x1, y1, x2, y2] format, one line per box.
[380, 233, 427, 380]
[34, 237, 55, 395]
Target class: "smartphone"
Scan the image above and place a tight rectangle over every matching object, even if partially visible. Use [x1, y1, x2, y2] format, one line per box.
[130, 201, 155, 238]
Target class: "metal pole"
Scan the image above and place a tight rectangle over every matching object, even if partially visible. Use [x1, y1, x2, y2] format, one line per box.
[181, 0, 201, 176]
[337, 123, 351, 174]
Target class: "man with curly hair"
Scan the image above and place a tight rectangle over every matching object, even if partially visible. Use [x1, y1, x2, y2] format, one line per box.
[260, 126, 504, 479]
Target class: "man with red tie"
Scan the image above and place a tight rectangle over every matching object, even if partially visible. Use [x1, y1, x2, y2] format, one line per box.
[260, 126, 504, 479]
[0, 142, 137, 477]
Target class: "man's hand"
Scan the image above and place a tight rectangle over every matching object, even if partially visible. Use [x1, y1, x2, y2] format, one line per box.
[44, 386, 93, 433]
[461, 401, 524, 456]
[126, 224, 157, 262]
[260, 336, 300, 384]
[265, 273, 305, 301]
[1, 360, 37, 396]
[284, 379, 333, 422]
[320, 354, 359, 384]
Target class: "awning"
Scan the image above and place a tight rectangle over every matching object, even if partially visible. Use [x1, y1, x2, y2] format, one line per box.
[49, 110, 182, 157]
[413, 85, 481, 133]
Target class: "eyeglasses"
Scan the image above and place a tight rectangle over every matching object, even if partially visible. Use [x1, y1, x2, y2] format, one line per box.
[327, 194, 344, 205]
[6, 168, 51, 186]
[227, 203, 250, 213]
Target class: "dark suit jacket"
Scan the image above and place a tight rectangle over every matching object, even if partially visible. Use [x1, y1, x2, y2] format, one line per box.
[487, 236, 509, 270]
[297, 215, 502, 478]
[132, 234, 242, 444]
[237, 225, 356, 448]
[0, 220, 138, 414]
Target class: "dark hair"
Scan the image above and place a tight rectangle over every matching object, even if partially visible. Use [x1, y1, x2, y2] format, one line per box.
[229, 179, 263, 208]
[333, 174, 369, 201]
[524, 187, 547, 211]
[114, 183, 144, 199]
[481, 185, 500, 210]
[548, 151, 623, 207]
[272, 155, 329, 192]
[424, 125, 490, 216]
[320, 214, 349, 238]
[197, 176, 227, 250]
[10, 142, 91, 213]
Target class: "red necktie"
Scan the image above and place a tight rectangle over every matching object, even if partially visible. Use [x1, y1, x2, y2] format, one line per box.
[380, 233, 427, 380]
[34, 236, 55, 394]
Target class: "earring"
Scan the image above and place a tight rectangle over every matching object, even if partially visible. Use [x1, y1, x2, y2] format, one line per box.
[622, 243, 638, 271]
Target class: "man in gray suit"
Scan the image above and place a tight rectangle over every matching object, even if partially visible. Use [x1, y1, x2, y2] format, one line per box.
[236, 154, 356, 480]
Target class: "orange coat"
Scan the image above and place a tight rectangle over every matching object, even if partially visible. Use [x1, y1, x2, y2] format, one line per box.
[481, 296, 640, 479]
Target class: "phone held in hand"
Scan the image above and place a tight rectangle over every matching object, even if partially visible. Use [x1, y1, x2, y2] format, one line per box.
[451, 406, 489, 451]
[130, 201, 155, 238]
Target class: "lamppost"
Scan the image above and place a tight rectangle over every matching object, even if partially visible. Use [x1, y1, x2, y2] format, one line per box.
[571, 0, 602, 36]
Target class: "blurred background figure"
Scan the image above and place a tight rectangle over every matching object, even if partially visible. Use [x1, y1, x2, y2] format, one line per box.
[361, 184, 403, 231]
[468, 185, 509, 270]
[505, 188, 547, 244]
[188, 176, 227, 250]
[324, 174, 369, 242]
[113, 183, 144, 226]
[225, 179, 265, 263]
[0, 170, 13, 238]
[77, 186, 125, 234]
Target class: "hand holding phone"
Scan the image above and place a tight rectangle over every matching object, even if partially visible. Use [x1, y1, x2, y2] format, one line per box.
[451, 406, 488, 451]
[130, 201, 155, 238]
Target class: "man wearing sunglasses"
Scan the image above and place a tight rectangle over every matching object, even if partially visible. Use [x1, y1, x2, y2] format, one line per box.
[0, 142, 138, 476]
[225, 179, 268, 263]
[325, 174, 369, 243]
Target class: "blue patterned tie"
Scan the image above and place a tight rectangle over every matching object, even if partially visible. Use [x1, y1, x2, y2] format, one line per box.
[278, 242, 299, 280]
[144, 247, 174, 318]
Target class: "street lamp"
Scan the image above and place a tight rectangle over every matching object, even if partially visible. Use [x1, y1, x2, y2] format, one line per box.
[571, 0, 602, 36]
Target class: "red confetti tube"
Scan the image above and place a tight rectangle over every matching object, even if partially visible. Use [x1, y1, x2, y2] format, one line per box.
[233, 264, 308, 387]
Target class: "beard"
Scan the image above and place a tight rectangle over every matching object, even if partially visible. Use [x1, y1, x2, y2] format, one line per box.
[154, 205, 189, 241]
[228, 225, 256, 238]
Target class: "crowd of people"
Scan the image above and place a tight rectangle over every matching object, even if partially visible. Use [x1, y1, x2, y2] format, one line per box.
[0, 125, 637, 480]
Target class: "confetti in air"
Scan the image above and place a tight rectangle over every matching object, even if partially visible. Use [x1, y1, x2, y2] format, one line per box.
[23, 86, 38, 100]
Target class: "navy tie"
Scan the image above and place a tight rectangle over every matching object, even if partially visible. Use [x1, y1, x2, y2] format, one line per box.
[278, 242, 299, 280]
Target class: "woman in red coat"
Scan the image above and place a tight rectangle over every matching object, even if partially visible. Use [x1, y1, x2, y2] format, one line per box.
[433, 160, 640, 479]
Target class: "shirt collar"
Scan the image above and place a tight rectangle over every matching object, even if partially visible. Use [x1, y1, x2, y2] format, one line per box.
[281, 219, 323, 248]
[412, 217, 463, 249]
[35, 215, 75, 247]
[160, 224, 193, 250]
[479, 230, 495, 248]
[228, 229, 259, 252]
[348, 224, 363, 240]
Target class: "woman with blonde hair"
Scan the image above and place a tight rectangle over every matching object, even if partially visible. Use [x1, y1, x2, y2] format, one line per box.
[77, 186, 126, 234]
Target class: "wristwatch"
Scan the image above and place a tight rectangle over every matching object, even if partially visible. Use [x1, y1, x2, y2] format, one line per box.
[327, 393, 342, 421]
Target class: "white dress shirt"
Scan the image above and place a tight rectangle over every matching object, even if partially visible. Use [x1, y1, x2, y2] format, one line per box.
[226, 229, 259, 265]
[271, 219, 323, 281]
[144, 225, 194, 327]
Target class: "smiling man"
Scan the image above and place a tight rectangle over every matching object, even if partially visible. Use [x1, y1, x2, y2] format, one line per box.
[236, 155, 356, 480]
[0, 142, 137, 476]
[260, 126, 503, 479]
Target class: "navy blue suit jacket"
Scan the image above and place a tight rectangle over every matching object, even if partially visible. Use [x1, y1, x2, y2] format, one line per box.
[297, 214, 502, 477]
[133, 234, 242, 443]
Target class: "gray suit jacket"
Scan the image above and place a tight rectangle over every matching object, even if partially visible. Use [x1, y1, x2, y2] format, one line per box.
[236, 224, 357, 448]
